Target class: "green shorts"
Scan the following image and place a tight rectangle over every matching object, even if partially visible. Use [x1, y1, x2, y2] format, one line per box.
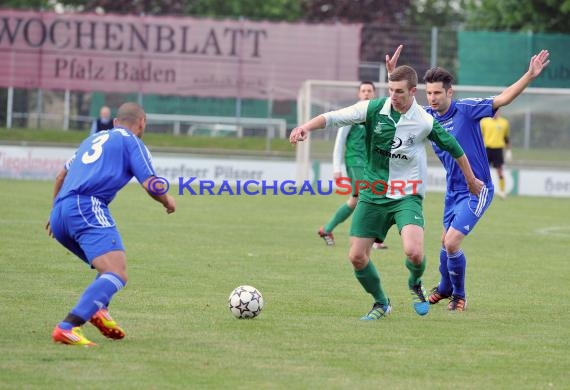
[347, 165, 365, 197]
[349, 196, 424, 240]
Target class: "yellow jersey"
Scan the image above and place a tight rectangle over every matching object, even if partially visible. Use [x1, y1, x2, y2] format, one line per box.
[480, 116, 510, 149]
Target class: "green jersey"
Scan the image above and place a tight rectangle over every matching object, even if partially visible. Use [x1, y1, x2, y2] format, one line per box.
[345, 124, 367, 167]
[333, 124, 367, 171]
[323, 97, 464, 201]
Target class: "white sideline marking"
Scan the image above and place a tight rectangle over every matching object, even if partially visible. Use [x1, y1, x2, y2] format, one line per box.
[535, 226, 570, 238]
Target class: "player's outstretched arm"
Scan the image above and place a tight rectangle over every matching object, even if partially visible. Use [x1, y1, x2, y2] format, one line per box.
[332, 126, 350, 176]
[493, 49, 550, 109]
[289, 115, 327, 144]
[290, 100, 371, 145]
[46, 166, 68, 237]
[454, 154, 484, 196]
[51, 167, 68, 202]
[141, 176, 176, 214]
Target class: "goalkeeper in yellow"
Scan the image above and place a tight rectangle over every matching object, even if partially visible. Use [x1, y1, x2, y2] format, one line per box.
[480, 112, 512, 198]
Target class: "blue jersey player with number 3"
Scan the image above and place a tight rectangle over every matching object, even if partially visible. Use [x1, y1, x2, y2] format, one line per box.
[386, 45, 550, 311]
[46, 102, 176, 346]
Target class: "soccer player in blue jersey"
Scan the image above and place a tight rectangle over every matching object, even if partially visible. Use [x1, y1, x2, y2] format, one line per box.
[46, 102, 176, 346]
[386, 45, 550, 311]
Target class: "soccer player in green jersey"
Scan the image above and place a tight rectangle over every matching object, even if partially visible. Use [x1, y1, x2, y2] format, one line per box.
[290, 65, 484, 319]
[318, 81, 386, 250]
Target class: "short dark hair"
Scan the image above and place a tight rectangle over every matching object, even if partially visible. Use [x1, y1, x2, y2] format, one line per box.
[423, 67, 454, 90]
[116, 102, 145, 125]
[360, 80, 376, 91]
[389, 65, 418, 89]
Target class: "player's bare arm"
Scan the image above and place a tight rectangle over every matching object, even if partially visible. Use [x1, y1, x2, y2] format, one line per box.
[289, 115, 327, 144]
[492, 49, 550, 109]
[51, 167, 67, 202]
[46, 167, 68, 237]
[385, 44, 403, 75]
[141, 176, 176, 214]
[454, 154, 484, 196]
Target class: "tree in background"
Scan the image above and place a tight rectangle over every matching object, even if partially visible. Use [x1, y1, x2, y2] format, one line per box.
[465, 0, 570, 33]
[0, 0, 49, 8]
[2, 0, 302, 20]
[301, 0, 433, 78]
[406, 0, 468, 80]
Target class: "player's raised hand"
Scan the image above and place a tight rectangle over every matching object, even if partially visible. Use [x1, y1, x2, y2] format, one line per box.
[289, 127, 308, 144]
[528, 50, 550, 79]
[386, 45, 403, 75]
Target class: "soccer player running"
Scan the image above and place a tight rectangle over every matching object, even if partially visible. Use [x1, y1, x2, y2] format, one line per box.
[46, 102, 176, 346]
[318, 81, 387, 250]
[290, 65, 483, 320]
[386, 45, 550, 311]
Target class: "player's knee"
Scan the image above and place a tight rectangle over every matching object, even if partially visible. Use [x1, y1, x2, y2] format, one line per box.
[92, 253, 128, 283]
[404, 248, 423, 264]
[103, 269, 128, 284]
[115, 270, 128, 284]
[443, 240, 460, 254]
[349, 252, 368, 269]
[347, 196, 358, 208]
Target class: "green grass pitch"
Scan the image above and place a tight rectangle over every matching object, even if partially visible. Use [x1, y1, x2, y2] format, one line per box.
[0, 179, 568, 389]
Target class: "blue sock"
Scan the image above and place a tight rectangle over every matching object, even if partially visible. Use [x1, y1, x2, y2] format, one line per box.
[68, 272, 126, 322]
[447, 250, 466, 298]
[58, 322, 74, 330]
[437, 247, 452, 296]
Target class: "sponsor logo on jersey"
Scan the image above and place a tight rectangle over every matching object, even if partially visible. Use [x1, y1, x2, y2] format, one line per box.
[375, 147, 409, 160]
[390, 137, 403, 149]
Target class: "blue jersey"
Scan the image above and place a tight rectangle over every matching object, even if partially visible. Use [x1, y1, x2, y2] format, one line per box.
[56, 127, 156, 205]
[425, 99, 495, 191]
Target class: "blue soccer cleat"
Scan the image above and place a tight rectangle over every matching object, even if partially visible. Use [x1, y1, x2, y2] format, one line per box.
[360, 301, 392, 320]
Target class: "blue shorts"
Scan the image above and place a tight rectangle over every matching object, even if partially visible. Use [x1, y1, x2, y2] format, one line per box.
[443, 185, 494, 235]
[49, 195, 125, 266]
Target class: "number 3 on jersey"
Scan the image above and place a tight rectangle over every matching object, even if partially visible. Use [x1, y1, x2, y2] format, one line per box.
[82, 133, 110, 164]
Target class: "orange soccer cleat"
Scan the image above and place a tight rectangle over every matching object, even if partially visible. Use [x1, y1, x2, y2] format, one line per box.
[52, 325, 96, 347]
[90, 308, 126, 340]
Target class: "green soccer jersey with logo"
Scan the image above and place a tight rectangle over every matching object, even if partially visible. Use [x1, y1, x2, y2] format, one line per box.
[323, 97, 464, 202]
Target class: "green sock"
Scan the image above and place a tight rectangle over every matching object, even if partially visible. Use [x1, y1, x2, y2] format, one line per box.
[354, 261, 388, 306]
[405, 257, 426, 288]
[324, 204, 354, 233]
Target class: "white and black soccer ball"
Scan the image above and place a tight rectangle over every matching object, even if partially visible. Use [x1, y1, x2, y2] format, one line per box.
[228, 285, 264, 319]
